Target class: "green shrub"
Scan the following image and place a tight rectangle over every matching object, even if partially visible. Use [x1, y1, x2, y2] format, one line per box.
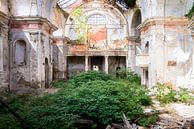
[69, 71, 112, 87]
[115, 68, 141, 84]
[59, 80, 148, 126]
[0, 71, 152, 128]
[154, 83, 177, 104]
[154, 83, 193, 104]
[0, 114, 21, 129]
[25, 106, 76, 129]
[178, 88, 194, 103]
[51, 80, 66, 88]
[138, 115, 159, 126]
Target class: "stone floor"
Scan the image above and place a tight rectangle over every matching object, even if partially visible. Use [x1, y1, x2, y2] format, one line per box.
[169, 103, 194, 119]
[150, 99, 194, 129]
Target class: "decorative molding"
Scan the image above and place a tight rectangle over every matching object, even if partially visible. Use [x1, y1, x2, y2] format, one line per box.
[12, 16, 58, 33]
[139, 17, 189, 32]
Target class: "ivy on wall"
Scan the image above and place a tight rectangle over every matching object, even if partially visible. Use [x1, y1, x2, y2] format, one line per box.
[71, 6, 88, 44]
[185, 3, 194, 19]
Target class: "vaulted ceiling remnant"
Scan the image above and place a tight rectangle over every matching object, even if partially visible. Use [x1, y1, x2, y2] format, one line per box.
[57, 0, 119, 14]
[57, 0, 84, 13]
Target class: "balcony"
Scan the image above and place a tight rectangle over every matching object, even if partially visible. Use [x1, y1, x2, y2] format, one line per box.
[136, 54, 149, 67]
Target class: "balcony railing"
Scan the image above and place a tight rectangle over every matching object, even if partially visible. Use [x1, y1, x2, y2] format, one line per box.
[136, 54, 149, 67]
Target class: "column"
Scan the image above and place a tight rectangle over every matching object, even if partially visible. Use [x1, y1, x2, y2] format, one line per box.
[0, 37, 3, 72]
[85, 56, 89, 72]
[105, 56, 108, 74]
[126, 56, 129, 69]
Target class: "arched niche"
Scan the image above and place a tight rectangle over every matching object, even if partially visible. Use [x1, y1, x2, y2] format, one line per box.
[14, 40, 27, 66]
[131, 9, 141, 36]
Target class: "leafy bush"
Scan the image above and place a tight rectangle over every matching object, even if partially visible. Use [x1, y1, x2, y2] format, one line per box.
[154, 83, 177, 104]
[116, 68, 141, 84]
[178, 88, 194, 103]
[138, 115, 159, 126]
[25, 106, 76, 129]
[60, 80, 147, 126]
[51, 80, 66, 88]
[69, 71, 112, 87]
[154, 83, 194, 104]
[0, 71, 152, 128]
[0, 114, 21, 129]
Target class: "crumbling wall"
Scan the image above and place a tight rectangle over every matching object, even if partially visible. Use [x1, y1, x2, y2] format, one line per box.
[10, 31, 54, 89]
[67, 56, 85, 78]
[108, 56, 126, 74]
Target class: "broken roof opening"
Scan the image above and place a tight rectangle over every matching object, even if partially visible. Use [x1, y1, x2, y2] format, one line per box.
[57, 0, 84, 13]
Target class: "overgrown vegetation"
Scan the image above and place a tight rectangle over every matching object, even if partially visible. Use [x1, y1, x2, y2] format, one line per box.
[71, 6, 88, 43]
[138, 115, 159, 126]
[185, 3, 194, 19]
[116, 68, 141, 84]
[154, 83, 194, 104]
[0, 71, 154, 128]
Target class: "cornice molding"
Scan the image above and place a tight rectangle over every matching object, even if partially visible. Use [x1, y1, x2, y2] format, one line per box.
[12, 16, 58, 33]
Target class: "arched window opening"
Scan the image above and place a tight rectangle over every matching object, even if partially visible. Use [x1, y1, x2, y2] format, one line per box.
[14, 40, 27, 66]
[131, 10, 141, 36]
[145, 41, 149, 54]
[87, 14, 107, 25]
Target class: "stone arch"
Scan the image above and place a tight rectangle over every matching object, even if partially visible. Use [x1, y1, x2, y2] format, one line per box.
[131, 9, 141, 36]
[64, 1, 128, 39]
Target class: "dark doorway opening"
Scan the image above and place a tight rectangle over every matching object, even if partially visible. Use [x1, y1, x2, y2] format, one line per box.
[144, 69, 149, 87]
[45, 58, 49, 88]
[91, 56, 104, 72]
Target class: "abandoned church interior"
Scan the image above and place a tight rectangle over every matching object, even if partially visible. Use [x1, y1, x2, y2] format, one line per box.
[0, 0, 194, 91]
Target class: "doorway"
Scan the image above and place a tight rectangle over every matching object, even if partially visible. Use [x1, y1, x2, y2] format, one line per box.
[143, 68, 149, 87]
[90, 56, 104, 72]
[45, 58, 49, 88]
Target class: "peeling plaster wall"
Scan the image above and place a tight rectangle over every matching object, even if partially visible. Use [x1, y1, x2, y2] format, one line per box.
[67, 56, 85, 78]
[108, 56, 126, 74]
[10, 31, 54, 89]
[0, 0, 9, 88]
[140, 18, 192, 88]
[53, 40, 68, 80]
[139, 0, 193, 21]
[65, 1, 128, 52]
[0, 0, 8, 14]
[11, 0, 55, 21]
[125, 0, 194, 88]
[0, 28, 9, 87]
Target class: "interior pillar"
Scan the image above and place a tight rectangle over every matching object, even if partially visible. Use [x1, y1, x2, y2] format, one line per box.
[105, 56, 108, 74]
[85, 56, 89, 72]
[0, 36, 3, 72]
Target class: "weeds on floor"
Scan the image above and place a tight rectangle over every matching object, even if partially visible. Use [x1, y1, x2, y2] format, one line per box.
[153, 83, 194, 104]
